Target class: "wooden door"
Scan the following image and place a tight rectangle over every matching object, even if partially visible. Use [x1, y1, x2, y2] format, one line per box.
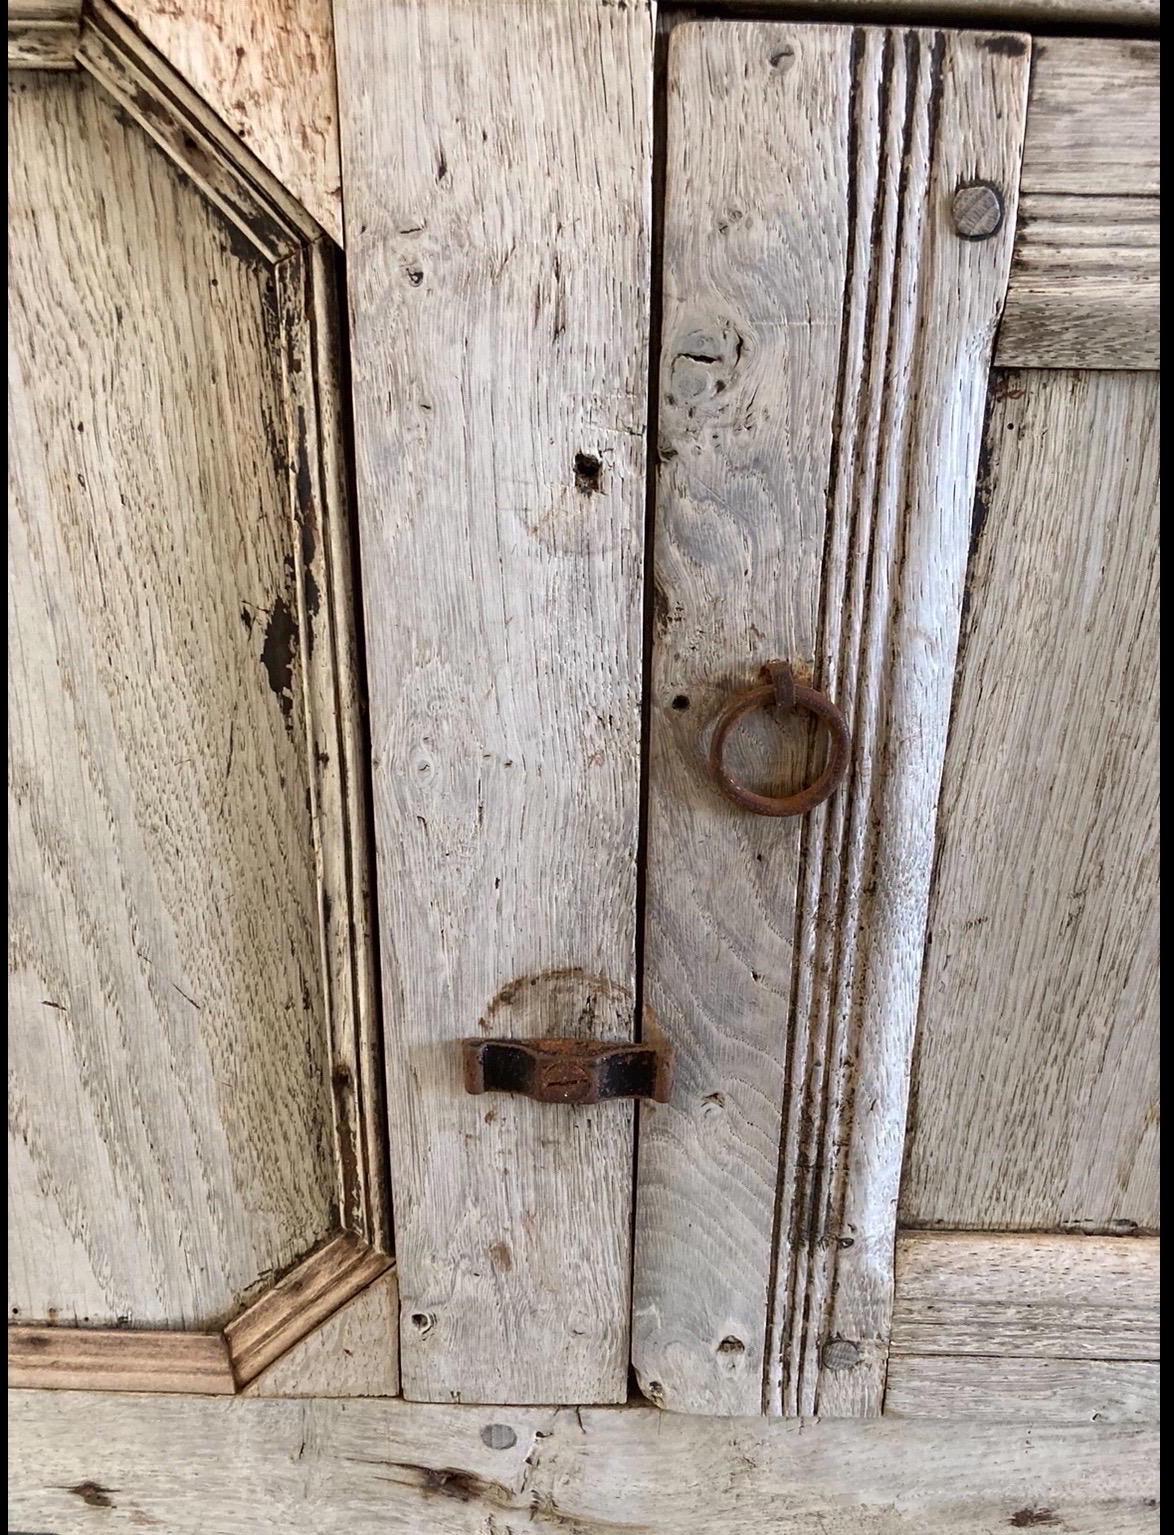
[8, 0, 1160, 1514]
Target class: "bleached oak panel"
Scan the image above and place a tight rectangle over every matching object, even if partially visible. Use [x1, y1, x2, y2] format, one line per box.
[336, 0, 652, 1403]
[901, 372, 1159, 1233]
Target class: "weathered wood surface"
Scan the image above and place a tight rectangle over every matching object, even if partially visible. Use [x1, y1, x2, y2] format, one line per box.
[245, 1268, 399, 1398]
[998, 39, 1160, 369]
[116, 0, 341, 241]
[8, 1329, 234, 1395]
[887, 1356, 1160, 1423]
[902, 372, 1160, 1233]
[892, 1233, 1160, 1359]
[8, 1, 80, 67]
[634, 19, 1029, 1419]
[336, 0, 652, 1404]
[1021, 39, 1159, 198]
[8, 1392, 1161, 1534]
[998, 193, 1160, 369]
[224, 1235, 391, 1388]
[8, 71, 338, 1328]
[77, 1, 318, 265]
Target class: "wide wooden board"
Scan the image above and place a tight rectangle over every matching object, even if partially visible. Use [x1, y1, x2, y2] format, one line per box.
[8, 71, 337, 1328]
[8, 1392, 1161, 1534]
[634, 20, 1029, 1418]
[902, 371, 1160, 1232]
[335, 0, 652, 1403]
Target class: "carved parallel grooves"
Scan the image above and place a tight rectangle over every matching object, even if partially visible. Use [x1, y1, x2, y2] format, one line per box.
[771, 27, 938, 1419]
[766, 27, 1030, 1417]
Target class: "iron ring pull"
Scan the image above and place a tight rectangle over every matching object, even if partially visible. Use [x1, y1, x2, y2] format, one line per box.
[708, 660, 851, 818]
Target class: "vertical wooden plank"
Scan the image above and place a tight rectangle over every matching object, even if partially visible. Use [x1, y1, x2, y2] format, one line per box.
[634, 21, 1029, 1416]
[631, 20, 854, 1417]
[901, 372, 1159, 1233]
[335, 0, 652, 1403]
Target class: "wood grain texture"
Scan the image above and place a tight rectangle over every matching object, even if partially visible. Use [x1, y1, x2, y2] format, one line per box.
[8, 1328, 233, 1394]
[633, 20, 1028, 1418]
[337, 0, 652, 1404]
[71, 0, 387, 1250]
[901, 372, 1160, 1233]
[224, 1234, 391, 1388]
[245, 1268, 399, 1398]
[1022, 38, 1159, 197]
[116, 0, 342, 241]
[8, 1392, 1161, 1534]
[998, 193, 1160, 368]
[8, 69, 338, 1328]
[893, 1233, 1160, 1360]
[886, 1358, 1160, 1423]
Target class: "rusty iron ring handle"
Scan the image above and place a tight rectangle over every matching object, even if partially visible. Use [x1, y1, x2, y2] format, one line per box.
[708, 661, 851, 818]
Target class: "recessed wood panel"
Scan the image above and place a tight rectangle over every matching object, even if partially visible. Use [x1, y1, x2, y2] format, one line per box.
[902, 371, 1159, 1232]
[7, 72, 336, 1327]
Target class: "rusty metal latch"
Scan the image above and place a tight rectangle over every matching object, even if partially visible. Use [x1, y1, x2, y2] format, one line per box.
[463, 1038, 673, 1105]
[708, 659, 851, 817]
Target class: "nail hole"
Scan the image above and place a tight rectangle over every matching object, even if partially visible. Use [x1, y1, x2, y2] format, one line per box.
[409, 1311, 434, 1331]
[769, 45, 796, 72]
[717, 1336, 746, 1355]
[671, 694, 690, 711]
[406, 266, 424, 287]
[574, 452, 603, 492]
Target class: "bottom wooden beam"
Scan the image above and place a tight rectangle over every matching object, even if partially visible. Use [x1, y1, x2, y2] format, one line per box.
[8, 1390, 1159, 1534]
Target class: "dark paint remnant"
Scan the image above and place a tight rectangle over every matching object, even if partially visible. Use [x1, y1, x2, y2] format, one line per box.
[67, 1482, 116, 1509]
[573, 452, 603, 493]
[488, 1241, 513, 1273]
[259, 595, 298, 723]
[304, 565, 322, 621]
[1009, 1511, 1061, 1528]
[984, 35, 1028, 56]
